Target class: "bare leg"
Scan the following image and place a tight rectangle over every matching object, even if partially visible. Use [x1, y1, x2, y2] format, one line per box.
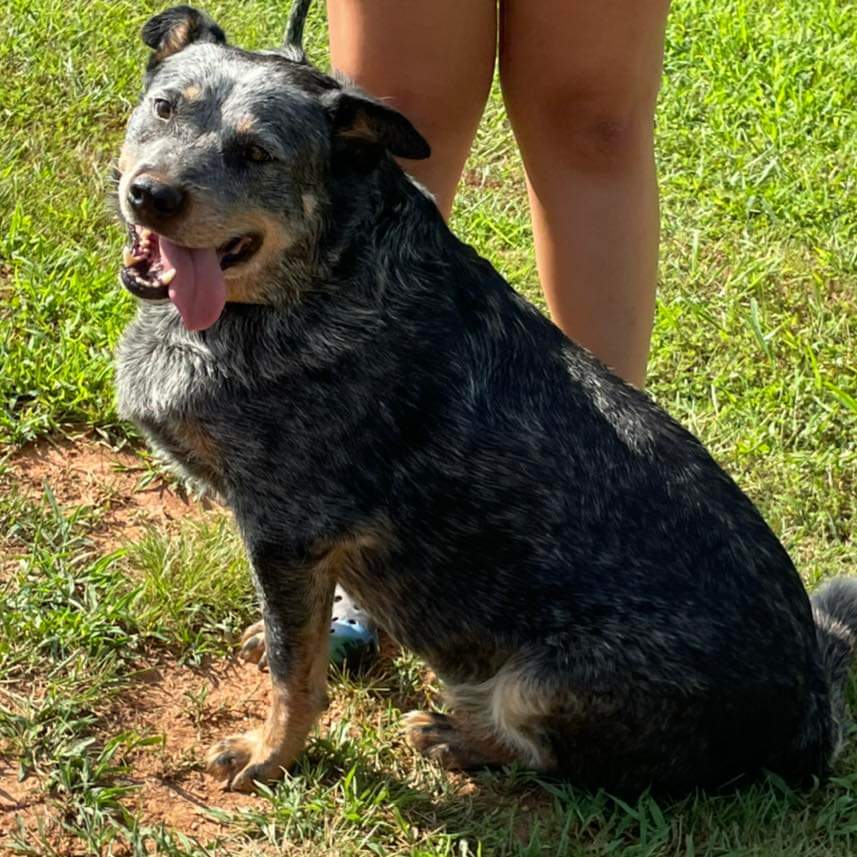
[327, 0, 497, 219]
[499, 0, 669, 387]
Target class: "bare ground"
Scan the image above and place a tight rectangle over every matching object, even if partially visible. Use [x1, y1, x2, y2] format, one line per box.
[0, 436, 257, 850]
[2, 434, 218, 550]
[0, 436, 421, 852]
[110, 658, 272, 840]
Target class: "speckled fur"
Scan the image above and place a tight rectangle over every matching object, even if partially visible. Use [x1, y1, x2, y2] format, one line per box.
[116, 6, 857, 794]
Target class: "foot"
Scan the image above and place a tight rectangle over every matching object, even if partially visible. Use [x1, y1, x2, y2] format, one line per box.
[328, 586, 378, 670]
[206, 729, 293, 791]
[239, 620, 267, 668]
[403, 710, 517, 770]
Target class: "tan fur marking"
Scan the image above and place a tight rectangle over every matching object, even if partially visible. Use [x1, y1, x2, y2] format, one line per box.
[338, 114, 375, 144]
[302, 193, 317, 219]
[182, 421, 219, 470]
[236, 114, 256, 134]
[218, 211, 299, 305]
[442, 662, 561, 770]
[117, 145, 137, 176]
[311, 525, 389, 578]
[224, 282, 269, 305]
[183, 84, 202, 101]
[260, 615, 330, 768]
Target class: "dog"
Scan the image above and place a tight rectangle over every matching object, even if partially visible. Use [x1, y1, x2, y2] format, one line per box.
[114, 3, 857, 794]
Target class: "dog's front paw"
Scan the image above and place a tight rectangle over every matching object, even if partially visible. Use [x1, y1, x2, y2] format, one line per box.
[206, 730, 292, 791]
[239, 620, 267, 669]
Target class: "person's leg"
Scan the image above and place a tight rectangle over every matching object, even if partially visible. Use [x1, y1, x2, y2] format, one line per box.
[327, 0, 497, 219]
[499, 0, 669, 387]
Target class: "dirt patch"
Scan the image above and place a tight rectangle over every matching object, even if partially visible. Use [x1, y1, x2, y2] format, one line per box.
[0, 756, 48, 844]
[2, 434, 219, 554]
[107, 657, 369, 845]
[115, 658, 270, 840]
[2, 658, 275, 851]
[1, 655, 428, 852]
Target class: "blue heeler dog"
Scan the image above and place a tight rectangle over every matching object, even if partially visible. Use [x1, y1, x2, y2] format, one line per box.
[114, 3, 857, 793]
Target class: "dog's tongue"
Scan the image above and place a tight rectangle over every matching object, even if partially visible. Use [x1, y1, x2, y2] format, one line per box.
[159, 237, 226, 332]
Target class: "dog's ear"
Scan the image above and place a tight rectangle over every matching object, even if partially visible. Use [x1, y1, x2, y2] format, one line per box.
[141, 6, 227, 67]
[323, 90, 431, 161]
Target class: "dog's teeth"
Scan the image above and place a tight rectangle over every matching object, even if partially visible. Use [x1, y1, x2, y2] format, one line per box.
[141, 228, 153, 241]
[159, 268, 176, 285]
[123, 247, 144, 267]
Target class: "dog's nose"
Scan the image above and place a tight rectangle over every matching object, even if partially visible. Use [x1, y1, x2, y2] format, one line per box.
[127, 175, 186, 219]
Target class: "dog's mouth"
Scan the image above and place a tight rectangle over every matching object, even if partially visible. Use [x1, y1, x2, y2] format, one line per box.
[120, 225, 262, 331]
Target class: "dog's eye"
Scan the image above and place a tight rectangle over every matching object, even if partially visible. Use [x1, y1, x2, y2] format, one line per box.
[245, 144, 273, 164]
[153, 98, 173, 121]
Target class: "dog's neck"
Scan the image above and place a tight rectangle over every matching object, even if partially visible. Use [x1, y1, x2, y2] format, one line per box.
[318, 155, 452, 281]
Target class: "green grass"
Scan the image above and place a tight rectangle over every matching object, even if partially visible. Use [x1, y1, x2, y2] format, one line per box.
[1, 0, 855, 853]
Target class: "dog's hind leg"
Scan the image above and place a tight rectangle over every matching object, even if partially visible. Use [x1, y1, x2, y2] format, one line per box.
[403, 710, 522, 770]
[405, 659, 560, 771]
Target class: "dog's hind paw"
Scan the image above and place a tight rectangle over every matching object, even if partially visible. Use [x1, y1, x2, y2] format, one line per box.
[403, 710, 515, 771]
[403, 710, 456, 755]
[404, 711, 458, 769]
[205, 730, 289, 791]
[239, 620, 267, 669]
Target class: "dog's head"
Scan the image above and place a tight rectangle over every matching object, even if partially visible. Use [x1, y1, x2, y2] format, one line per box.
[116, 5, 429, 331]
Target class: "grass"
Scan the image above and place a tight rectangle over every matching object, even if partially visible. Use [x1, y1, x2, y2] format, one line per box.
[1, 0, 855, 853]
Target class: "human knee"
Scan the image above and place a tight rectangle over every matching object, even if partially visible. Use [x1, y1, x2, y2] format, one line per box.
[507, 76, 661, 173]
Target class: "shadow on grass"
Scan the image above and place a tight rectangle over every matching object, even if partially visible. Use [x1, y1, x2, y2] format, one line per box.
[201, 717, 857, 857]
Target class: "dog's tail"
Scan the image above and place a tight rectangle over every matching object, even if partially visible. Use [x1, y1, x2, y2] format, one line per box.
[284, 0, 313, 57]
[812, 577, 857, 759]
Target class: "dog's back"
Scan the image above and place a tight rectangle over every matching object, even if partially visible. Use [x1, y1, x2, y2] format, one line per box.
[297, 188, 837, 791]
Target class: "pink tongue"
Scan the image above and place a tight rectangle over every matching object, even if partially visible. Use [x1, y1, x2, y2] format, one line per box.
[159, 237, 226, 332]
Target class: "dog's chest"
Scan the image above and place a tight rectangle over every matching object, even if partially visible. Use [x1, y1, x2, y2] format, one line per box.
[116, 317, 239, 491]
[158, 417, 225, 490]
